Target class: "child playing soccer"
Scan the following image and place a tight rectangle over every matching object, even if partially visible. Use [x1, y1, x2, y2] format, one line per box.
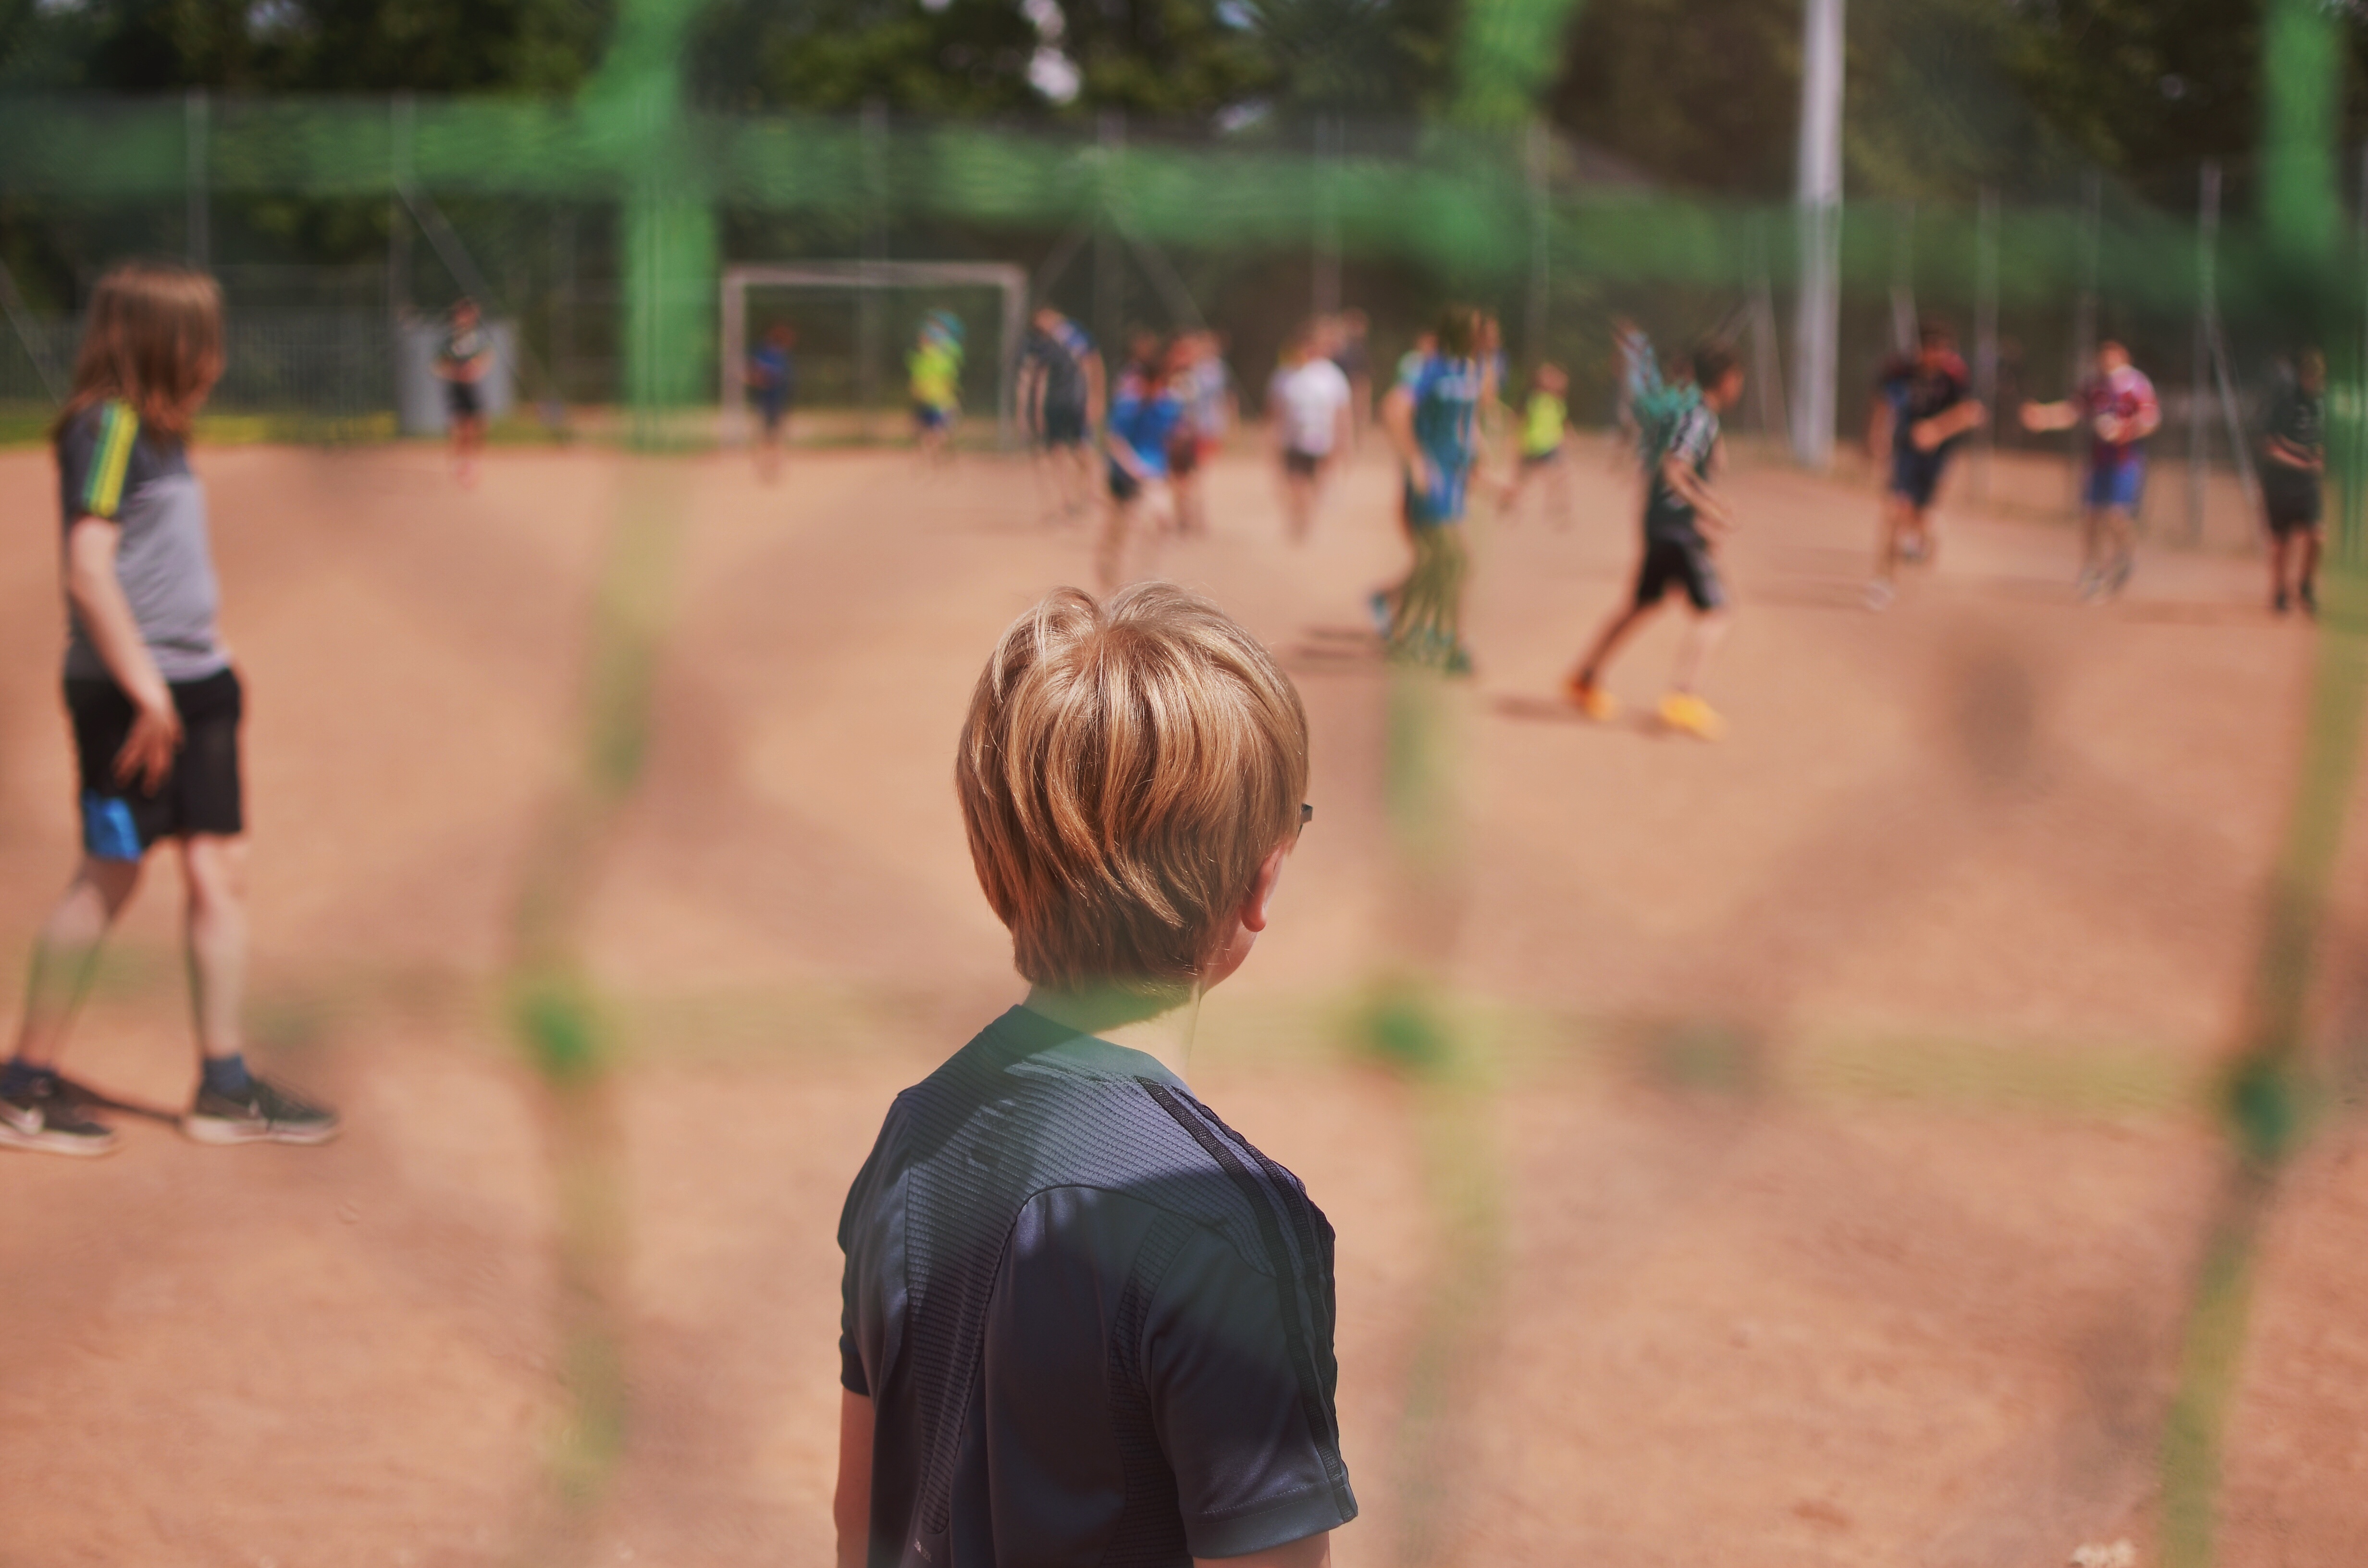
[1565, 343, 1746, 740]
[1, 261, 337, 1155]
[747, 320, 798, 483]
[1497, 361, 1573, 526]
[835, 582, 1353, 1568]
[909, 312, 965, 462]
[2259, 349, 2327, 617]
[1864, 320, 1987, 609]
[2021, 339, 2159, 601]
[1096, 333, 1189, 591]
[436, 297, 493, 487]
[1018, 306, 1104, 520]
[1269, 320, 1354, 543]
[1372, 306, 1485, 674]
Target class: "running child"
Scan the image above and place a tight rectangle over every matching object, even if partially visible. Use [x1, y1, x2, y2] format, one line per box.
[1096, 332, 1188, 591]
[909, 311, 965, 462]
[436, 297, 493, 487]
[1330, 307, 1373, 446]
[1564, 342, 1747, 740]
[2, 261, 337, 1156]
[2260, 348, 2327, 616]
[1373, 306, 1485, 674]
[747, 321, 798, 483]
[1269, 320, 1354, 543]
[835, 583, 1353, 1568]
[1018, 306, 1104, 520]
[1864, 319, 1987, 609]
[2021, 339, 2159, 601]
[1497, 361, 1574, 526]
[1163, 332, 1230, 539]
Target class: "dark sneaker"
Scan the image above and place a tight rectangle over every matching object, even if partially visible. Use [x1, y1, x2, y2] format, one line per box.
[183, 1075, 340, 1146]
[0, 1077, 120, 1157]
[2300, 580, 2319, 619]
[2274, 589, 2291, 616]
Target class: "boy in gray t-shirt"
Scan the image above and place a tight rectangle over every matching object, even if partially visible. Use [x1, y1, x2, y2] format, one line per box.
[2, 260, 336, 1158]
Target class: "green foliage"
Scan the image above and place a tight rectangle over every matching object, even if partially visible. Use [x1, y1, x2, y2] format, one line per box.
[0, 0, 616, 93]
[1553, 0, 2368, 199]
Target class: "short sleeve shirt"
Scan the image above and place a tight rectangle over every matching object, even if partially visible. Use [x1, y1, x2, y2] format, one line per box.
[1879, 351, 1970, 453]
[2080, 364, 2157, 471]
[751, 343, 796, 404]
[1398, 354, 1481, 479]
[1272, 359, 1352, 456]
[1644, 400, 1720, 541]
[839, 1007, 1357, 1568]
[1024, 322, 1095, 413]
[2262, 380, 2324, 500]
[1109, 371, 1187, 479]
[55, 400, 227, 684]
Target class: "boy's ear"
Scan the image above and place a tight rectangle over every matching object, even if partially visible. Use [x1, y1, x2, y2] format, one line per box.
[1238, 841, 1291, 934]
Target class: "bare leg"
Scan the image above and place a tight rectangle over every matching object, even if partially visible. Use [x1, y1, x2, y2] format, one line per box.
[1574, 595, 1662, 686]
[1096, 494, 1131, 594]
[1285, 472, 1315, 543]
[1670, 608, 1732, 694]
[13, 858, 144, 1069]
[180, 834, 248, 1063]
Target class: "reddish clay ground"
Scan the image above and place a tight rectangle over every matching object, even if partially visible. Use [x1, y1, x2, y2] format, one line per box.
[0, 431, 2362, 1567]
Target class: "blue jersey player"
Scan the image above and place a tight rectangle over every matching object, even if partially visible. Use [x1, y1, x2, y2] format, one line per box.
[1373, 307, 1485, 674]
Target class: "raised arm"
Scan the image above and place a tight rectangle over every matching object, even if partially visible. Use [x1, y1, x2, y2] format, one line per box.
[66, 516, 181, 791]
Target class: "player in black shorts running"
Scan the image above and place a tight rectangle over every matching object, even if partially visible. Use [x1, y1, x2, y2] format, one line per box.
[2260, 349, 2326, 616]
[1865, 320, 1986, 609]
[3, 262, 336, 1157]
[1564, 343, 1746, 740]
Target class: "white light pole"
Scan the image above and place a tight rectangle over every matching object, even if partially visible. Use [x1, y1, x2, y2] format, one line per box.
[1791, 0, 1844, 467]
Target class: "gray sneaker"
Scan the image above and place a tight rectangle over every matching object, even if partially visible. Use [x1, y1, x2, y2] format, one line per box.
[0, 1076, 120, 1157]
[183, 1075, 340, 1146]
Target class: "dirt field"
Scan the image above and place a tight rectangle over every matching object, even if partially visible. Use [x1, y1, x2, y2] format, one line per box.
[1, 430, 2362, 1568]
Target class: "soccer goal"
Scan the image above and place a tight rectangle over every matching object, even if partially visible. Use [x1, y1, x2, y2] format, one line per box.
[718, 261, 1029, 448]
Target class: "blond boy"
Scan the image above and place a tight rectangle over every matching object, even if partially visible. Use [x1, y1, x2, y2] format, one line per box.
[834, 584, 1353, 1568]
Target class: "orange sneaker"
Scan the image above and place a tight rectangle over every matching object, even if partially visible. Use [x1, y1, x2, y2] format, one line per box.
[1658, 691, 1725, 740]
[1563, 674, 1618, 721]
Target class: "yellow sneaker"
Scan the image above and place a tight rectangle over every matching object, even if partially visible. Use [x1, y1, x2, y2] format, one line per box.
[1658, 691, 1725, 740]
[1563, 674, 1618, 721]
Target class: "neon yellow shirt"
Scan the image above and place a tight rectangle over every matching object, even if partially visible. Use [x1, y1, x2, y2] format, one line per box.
[1521, 391, 1567, 457]
[909, 342, 962, 409]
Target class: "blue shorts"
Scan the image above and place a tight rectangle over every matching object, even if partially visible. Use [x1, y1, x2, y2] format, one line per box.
[913, 402, 952, 432]
[2085, 459, 2144, 512]
[1889, 446, 1949, 510]
[1403, 465, 1471, 527]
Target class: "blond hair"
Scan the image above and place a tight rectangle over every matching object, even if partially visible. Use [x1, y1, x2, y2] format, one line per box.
[56, 261, 224, 443]
[957, 584, 1309, 990]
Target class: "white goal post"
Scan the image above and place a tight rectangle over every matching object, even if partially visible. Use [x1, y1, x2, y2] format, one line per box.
[718, 261, 1030, 448]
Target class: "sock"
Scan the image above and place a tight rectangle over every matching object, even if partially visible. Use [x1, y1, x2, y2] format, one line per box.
[201, 1054, 252, 1099]
[1, 1058, 57, 1098]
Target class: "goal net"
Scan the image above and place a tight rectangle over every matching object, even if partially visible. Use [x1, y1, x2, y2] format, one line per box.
[718, 261, 1028, 448]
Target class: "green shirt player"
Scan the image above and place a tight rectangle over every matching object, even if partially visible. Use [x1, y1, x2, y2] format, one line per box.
[1564, 342, 1746, 740]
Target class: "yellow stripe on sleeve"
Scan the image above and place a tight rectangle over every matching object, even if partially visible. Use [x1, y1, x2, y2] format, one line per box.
[84, 400, 137, 519]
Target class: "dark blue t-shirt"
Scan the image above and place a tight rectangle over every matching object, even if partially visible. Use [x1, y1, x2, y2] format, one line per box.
[839, 1006, 1357, 1568]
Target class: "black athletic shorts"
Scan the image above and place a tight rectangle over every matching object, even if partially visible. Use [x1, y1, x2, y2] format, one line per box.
[68, 667, 244, 859]
[2265, 478, 2322, 534]
[759, 393, 791, 433]
[448, 380, 482, 420]
[1635, 534, 1726, 612]
[1889, 446, 1948, 510]
[1283, 448, 1324, 478]
[1040, 403, 1087, 447]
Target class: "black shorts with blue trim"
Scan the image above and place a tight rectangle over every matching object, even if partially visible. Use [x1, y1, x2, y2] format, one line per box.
[68, 667, 244, 859]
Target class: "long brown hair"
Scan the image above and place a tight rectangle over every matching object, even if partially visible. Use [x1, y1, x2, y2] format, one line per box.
[54, 261, 224, 443]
